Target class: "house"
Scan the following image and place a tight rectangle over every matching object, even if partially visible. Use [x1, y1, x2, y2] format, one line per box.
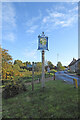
[68, 58, 80, 72]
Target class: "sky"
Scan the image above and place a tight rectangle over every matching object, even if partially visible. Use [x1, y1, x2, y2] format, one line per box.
[2, 2, 78, 66]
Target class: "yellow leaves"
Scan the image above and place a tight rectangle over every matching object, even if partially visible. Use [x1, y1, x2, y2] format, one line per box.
[6, 75, 14, 80]
[11, 76, 13, 79]
[15, 72, 19, 76]
[6, 72, 9, 75]
[20, 73, 23, 77]
[7, 76, 10, 80]
[2, 68, 14, 80]
[2, 48, 12, 64]
[2, 74, 6, 79]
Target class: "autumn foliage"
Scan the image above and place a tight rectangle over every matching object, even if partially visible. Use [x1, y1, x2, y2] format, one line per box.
[1, 48, 25, 80]
[0, 47, 27, 98]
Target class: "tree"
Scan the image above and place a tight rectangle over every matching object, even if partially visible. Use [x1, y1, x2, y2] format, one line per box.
[14, 60, 23, 66]
[57, 61, 65, 71]
[2, 48, 12, 64]
[1, 47, 27, 98]
[23, 62, 26, 66]
[35, 62, 42, 72]
[0, 47, 13, 80]
[26, 61, 31, 66]
[47, 61, 54, 69]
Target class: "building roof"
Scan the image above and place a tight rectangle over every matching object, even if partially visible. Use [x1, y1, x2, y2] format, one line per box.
[68, 58, 80, 67]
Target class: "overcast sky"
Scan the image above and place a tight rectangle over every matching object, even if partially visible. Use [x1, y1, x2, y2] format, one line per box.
[2, 2, 78, 66]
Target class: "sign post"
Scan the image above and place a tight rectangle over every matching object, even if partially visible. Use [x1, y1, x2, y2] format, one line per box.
[38, 32, 48, 88]
[42, 50, 45, 88]
[32, 62, 34, 91]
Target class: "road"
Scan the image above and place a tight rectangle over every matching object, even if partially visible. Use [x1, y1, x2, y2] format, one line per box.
[55, 71, 80, 86]
[24, 71, 80, 87]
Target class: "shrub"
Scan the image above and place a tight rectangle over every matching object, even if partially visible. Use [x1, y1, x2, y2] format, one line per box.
[3, 80, 27, 99]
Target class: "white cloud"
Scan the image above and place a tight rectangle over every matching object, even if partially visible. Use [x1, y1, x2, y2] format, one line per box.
[48, 11, 65, 18]
[55, 21, 65, 25]
[2, 3, 16, 28]
[42, 12, 65, 24]
[69, 6, 78, 13]
[26, 25, 38, 33]
[26, 11, 42, 27]
[62, 16, 77, 27]
[41, 5, 78, 31]
[26, 10, 42, 33]
[26, 5, 78, 35]
[24, 49, 37, 59]
[2, 3, 16, 42]
[3, 33, 15, 42]
[54, 14, 77, 27]
[43, 17, 47, 23]
[42, 16, 50, 23]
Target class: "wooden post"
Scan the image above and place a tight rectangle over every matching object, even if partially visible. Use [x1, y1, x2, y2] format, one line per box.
[73, 78, 78, 88]
[41, 50, 45, 88]
[32, 62, 34, 91]
[54, 72, 55, 80]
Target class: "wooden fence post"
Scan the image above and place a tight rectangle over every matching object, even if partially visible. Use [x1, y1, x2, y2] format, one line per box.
[32, 62, 34, 91]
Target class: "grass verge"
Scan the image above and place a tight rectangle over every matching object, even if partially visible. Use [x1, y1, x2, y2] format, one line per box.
[2, 80, 79, 118]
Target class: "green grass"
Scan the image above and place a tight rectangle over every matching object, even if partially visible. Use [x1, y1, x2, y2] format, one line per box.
[20, 72, 54, 83]
[2, 80, 79, 118]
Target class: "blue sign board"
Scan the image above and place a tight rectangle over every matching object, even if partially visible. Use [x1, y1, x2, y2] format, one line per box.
[27, 64, 36, 68]
[27, 64, 32, 68]
[38, 36, 48, 50]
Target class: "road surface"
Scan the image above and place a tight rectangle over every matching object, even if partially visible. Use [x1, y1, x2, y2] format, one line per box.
[55, 71, 80, 86]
